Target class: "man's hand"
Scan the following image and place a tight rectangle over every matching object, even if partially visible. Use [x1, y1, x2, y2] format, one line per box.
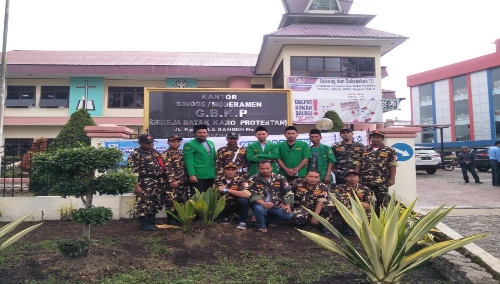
[361, 202, 370, 210]
[169, 181, 179, 188]
[387, 179, 395, 186]
[310, 217, 319, 226]
[290, 168, 298, 175]
[218, 185, 226, 192]
[284, 168, 294, 176]
[262, 202, 274, 209]
[189, 175, 198, 183]
[280, 204, 291, 214]
[323, 176, 331, 184]
[134, 184, 143, 195]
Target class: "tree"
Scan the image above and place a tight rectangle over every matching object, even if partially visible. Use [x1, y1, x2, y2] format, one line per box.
[31, 147, 136, 242]
[21, 137, 48, 172]
[48, 109, 96, 151]
[323, 111, 344, 132]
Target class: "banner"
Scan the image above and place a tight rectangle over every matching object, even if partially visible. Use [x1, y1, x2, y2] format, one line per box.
[382, 98, 406, 113]
[146, 89, 290, 138]
[105, 131, 368, 166]
[289, 76, 383, 124]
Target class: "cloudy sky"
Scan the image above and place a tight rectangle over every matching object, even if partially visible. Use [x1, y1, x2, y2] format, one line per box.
[2, 0, 500, 120]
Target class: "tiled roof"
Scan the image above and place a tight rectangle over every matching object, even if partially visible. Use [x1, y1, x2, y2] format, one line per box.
[268, 23, 405, 38]
[5, 50, 258, 67]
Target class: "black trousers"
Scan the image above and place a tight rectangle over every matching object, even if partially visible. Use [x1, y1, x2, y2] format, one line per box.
[461, 164, 480, 182]
[189, 178, 214, 195]
[492, 160, 500, 186]
[218, 197, 250, 222]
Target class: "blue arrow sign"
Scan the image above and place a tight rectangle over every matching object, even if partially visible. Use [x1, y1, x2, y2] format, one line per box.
[391, 143, 414, 162]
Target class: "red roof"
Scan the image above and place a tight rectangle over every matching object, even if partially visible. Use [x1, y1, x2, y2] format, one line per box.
[5, 50, 258, 67]
[268, 24, 405, 38]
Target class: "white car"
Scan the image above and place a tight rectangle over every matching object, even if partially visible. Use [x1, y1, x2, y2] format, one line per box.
[415, 147, 441, 174]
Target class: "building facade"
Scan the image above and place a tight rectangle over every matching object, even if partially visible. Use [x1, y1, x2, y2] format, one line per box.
[3, 0, 406, 150]
[407, 39, 500, 149]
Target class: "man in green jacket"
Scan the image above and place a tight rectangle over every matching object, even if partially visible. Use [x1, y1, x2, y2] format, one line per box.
[183, 124, 216, 194]
[245, 126, 279, 176]
[277, 126, 312, 183]
[308, 129, 336, 185]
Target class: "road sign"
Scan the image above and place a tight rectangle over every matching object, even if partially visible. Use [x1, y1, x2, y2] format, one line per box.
[391, 143, 414, 162]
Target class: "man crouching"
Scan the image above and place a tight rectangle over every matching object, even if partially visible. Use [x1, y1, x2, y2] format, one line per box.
[215, 162, 251, 230]
[290, 170, 336, 235]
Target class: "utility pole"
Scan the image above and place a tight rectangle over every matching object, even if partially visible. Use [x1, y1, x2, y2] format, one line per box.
[0, 0, 10, 176]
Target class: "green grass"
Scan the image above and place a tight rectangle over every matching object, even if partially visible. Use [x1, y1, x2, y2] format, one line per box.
[137, 237, 170, 256]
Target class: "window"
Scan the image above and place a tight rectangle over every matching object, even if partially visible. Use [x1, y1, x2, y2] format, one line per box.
[272, 61, 284, 89]
[107, 87, 144, 108]
[290, 56, 375, 77]
[6, 86, 35, 108]
[452, 75, 470, 141]
[3, 138, 33, 157]
[309, 0, 339, 11]
[418, 83, 434, 142]
[39, 86, 69, 108]
[491, 67, 500, 139]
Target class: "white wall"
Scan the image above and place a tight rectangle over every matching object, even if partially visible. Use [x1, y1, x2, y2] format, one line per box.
[434, 79, 452, 142]
[411, 86, 421, 143]
[470, 71, 492, 141]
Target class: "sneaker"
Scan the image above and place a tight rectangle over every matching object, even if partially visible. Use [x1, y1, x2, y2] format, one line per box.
[220, 217, 231, 224]
[465, 181, 469, 183]
[236, 222, 247, 230]
[475, 181, 483, 184]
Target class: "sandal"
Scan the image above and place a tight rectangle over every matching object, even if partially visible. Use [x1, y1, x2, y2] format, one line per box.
[268, 223, 277, 227]
[257, 228, 268, 233]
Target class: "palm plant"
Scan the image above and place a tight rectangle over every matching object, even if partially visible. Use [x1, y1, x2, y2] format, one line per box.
[190, 187, 226, 226]
[297, 193, 488, 283]
[166, 201, 197, 232]
[1, 214, 43, 251]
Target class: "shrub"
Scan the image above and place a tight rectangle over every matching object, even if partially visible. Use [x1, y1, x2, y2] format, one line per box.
[189, 187, 226, 226]
[57, 238, 90, 257]
[166, 201, 197, 232]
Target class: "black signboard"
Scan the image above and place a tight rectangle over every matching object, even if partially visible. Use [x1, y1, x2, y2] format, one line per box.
[146, 89, 291, 138]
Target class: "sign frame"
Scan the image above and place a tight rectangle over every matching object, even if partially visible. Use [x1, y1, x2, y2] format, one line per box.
[143, 88, 293, 136]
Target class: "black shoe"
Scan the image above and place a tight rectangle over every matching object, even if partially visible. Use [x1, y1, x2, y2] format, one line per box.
[140, 218, 156, 231]
[465, 181, 469, 183]
[475, 181, 483, 184]
[321, 225, 332, 235]
[342, 222, 354, 236]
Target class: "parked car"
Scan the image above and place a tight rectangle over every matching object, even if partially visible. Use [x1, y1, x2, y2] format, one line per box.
[472, 147, 491, 172]
[415, 147, 441, 174]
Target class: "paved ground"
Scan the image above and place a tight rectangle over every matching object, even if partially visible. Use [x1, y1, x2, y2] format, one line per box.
[416, 168, 500, 260]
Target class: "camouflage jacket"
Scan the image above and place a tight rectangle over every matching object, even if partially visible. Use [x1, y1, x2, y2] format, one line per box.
[162, 148, 186, 183]
[290, 178, 329, 211]
[127, 148, 165, 183]
[248, 173, 294, 206]
[215, 175, 251, 205]
[334, 183, 372, 210]
[353, 144, 398, 186]
[215, 145, 248, 173]
[331, 141, 365, 175]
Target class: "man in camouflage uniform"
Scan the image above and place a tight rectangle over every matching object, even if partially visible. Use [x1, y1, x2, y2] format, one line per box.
[215, 132, 248, 184]
[354, 130, 397, 216]
[334, 169, 373, 235]
[128, 134, 166, 231]
[290, 169, 336, 234]
[248, 160, 294, 233]
[331, 126, 365, 185]
[162, 134, 188, 225]
[215, 162, 251, 230]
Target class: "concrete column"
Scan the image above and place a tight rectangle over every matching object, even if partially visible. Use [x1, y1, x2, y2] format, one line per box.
[382, 126, 422, 206]
[85, 124, 134, 147]
[227, 77, 251, 88]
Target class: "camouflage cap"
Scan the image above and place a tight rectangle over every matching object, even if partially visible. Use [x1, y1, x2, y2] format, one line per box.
[343, 169, 359, 177]
[226, 132, 239, 138]
[369, 130, 385, 137]
[168, 135, 183, 142]
[224, 162, 238, 169]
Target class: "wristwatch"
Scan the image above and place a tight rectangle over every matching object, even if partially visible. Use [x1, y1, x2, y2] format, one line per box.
[223, 188, 227, 193]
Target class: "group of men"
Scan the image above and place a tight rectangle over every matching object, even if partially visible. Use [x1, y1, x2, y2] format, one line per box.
[128, 124, 398, 234]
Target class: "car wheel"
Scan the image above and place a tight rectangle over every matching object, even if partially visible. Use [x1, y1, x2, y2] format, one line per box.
[476, 167, 490, 172]
[426, 169, 437, 174]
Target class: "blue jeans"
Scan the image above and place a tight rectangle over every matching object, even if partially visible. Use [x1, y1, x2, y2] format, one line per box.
[252, 203, 294, 228]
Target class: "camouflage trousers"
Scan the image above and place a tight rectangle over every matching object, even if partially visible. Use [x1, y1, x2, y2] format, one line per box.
[367, 185, 390, 216]
[292, 202, 336, 225]
[136, 179, 166, 218]
[164, 184, 190, 212]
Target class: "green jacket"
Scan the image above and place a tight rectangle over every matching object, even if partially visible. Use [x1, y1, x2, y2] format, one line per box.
[183, 139, 216, 179]
[245, 141, 279, 176]
[308, 144, 337, 182]
[277, 140, 312, 178]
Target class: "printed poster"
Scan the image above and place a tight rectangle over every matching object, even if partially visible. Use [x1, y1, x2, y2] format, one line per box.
[289, 77, 383, 124]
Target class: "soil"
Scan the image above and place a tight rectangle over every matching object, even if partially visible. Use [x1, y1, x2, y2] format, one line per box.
[0, 218, 448, 284]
